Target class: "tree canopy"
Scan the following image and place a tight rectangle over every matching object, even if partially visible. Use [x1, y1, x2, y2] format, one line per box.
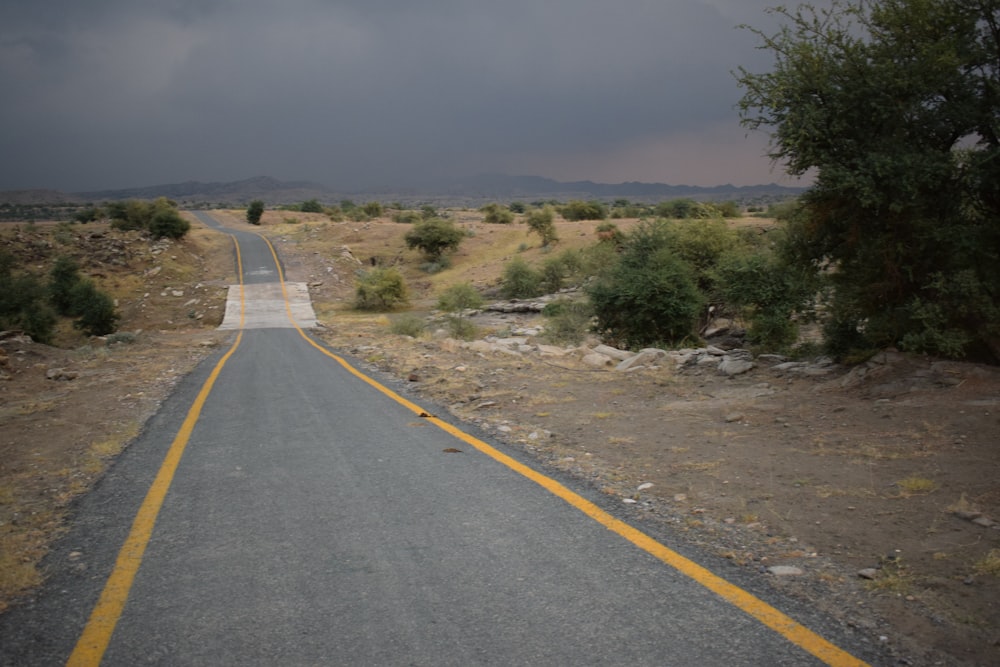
[737, 0, 1000, 361]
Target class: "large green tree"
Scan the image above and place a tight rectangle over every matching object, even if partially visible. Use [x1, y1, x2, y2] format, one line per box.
[737, 0, 1000, 361]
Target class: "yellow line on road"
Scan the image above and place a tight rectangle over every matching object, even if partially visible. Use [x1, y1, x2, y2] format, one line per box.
[254, 232, 870, 667]
[66, 237, 247, 666]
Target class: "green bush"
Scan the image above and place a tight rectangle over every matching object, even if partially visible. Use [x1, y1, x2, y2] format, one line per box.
[437, 282, 483, 313]
[560, 200, 608, 221]
[70, 279, 119, 336]
[148, 205, 190, 239]
[500, 257, 543, 298]
[49, 256, 82, 315]
[300, 199, 323, 213]
[587, 221, 705, 348]
[392, 210, 423, 224]
[481, 203, 515, 225]
[404, 218, 464, 261]
[354, 267, 409, 311]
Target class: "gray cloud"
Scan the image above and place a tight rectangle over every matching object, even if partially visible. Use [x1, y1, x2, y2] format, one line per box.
[0, 0, 796, 191]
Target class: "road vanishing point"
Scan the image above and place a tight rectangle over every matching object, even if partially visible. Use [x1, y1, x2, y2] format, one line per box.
[0, 212, 881, 666]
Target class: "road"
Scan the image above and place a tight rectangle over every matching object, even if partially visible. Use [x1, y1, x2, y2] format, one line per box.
[0, 213, 878, 666]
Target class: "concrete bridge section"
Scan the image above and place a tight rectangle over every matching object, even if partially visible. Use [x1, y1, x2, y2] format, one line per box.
[218, 282, 317, 330]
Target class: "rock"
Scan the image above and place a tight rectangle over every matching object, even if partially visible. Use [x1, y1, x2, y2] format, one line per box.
[767, 565, 804, 576]
[858, 568, 879, 580]
[582, 352, 615, 368]
[616, 348, 666, 372]
[718, 357, 755, 376]
[724, 412, 744, 423]
[637, 482, 654, 491]
[971, 516, 996, 528]
[593, 344, 632, 361]
[46, 368, 78, 381]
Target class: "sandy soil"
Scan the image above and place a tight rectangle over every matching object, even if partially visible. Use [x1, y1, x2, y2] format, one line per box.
[1, 212, 998, 666]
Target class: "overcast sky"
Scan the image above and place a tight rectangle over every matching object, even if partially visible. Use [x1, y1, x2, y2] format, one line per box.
[0, 0, 803, 192]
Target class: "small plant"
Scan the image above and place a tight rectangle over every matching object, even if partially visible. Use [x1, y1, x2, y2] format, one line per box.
[895, 476, 938, 497]
[389, 313, 426, 338]
[105, 331, 138, 345]
[438, 282, 483, 341]
[354, 267, 409, 311]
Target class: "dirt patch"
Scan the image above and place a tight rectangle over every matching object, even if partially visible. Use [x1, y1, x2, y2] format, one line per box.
[1, 211, 998, 666]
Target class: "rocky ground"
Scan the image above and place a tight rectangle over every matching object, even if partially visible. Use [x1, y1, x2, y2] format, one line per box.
[1, 213, 998, 666]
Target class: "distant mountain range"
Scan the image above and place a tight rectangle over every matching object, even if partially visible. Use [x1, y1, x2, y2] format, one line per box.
[1, 175, 806, 207]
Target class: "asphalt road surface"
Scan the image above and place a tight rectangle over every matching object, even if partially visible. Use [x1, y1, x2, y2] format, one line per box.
[0, 214, 880, 666]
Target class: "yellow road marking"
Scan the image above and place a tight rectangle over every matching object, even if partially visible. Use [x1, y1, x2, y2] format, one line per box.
[67, 238, 247, 666]
[252, 233, 870, 667]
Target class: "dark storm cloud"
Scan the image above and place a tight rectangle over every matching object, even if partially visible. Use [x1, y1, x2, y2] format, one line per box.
[0, 0, 791, 191]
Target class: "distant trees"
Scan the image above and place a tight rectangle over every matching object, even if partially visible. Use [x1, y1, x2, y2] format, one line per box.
[246, 200, 265, 225]
[107, 198, 189, 239]
[559, 200, 607, 221]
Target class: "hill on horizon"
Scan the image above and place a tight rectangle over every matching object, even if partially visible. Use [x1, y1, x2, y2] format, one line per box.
[1, 174, 806, 208]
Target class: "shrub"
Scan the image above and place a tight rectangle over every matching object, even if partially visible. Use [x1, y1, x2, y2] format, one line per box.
[560, 200, 608, 221]
[354, 267, 408, 311]
[542, 298, 593, 345]
[392, 210, 422, 224]
[437, 282, 483, 313]
[404, 218, 464, 261]
[481, 203, 515, 225]
[300, 199, 323, 213]
[70, 279, 119, 336]
[246, 200, 265, 225]
[49, 256, 82, 315]
[361, 201, 384, 218]
[500, 256, 543, 298]
[148, 205, 190, 239]
[389, 313, 426, 337]
[525, 206, 558, 246]
[587, 221, 705, 348]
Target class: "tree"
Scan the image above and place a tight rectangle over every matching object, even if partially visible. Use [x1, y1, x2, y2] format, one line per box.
[560, 200, 607, 221]
[404, 218, 464, 261]
[525, 206, 558, 246]
[737, 0, 1000, 361]
[246, 200, 265, 225]
[300, 199, 323, 213]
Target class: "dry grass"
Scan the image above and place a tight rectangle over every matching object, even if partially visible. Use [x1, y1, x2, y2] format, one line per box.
[894, 476, 939, 497]
[974, 549, 1000, 577]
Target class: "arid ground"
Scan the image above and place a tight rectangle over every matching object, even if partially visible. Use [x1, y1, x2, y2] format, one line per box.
[1, 211, 997, 666]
